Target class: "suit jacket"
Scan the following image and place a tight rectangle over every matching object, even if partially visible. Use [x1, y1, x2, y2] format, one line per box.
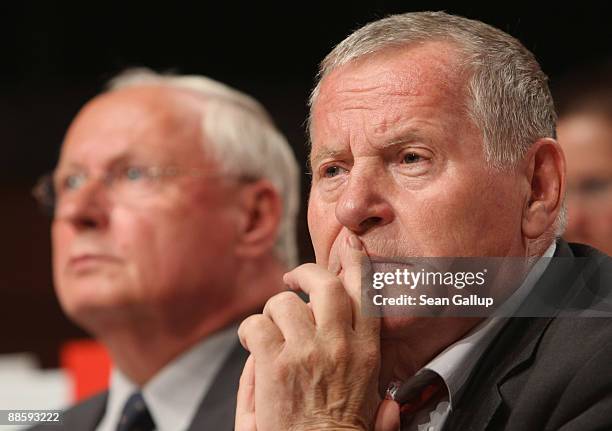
[446, 240, 612, 430]
[32, 341, 249, 431]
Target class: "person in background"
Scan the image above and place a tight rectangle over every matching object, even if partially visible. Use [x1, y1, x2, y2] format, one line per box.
[32, 68, 300, 431]
[555, 61, 612, 256]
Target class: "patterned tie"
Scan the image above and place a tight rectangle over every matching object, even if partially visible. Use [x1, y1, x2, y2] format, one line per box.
[116, 392, 155, 431]
[387, 370, 447, 430]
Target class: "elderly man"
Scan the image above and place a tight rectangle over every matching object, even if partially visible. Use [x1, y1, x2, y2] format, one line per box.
[237, 12, 612, 431]
[32, 69, 299, 430]
[555, 63, 612, 256]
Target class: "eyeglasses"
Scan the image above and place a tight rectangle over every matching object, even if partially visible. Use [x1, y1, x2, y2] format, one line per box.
[32, 165, 247, 216]
[565, 176, 612, 207]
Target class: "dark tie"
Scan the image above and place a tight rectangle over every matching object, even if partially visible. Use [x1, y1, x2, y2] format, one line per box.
[116, 392, 155, 431]
[389, 370, 446, 430]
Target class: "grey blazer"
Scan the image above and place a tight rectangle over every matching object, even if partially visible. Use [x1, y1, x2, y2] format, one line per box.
[32, 341, 249, 431]
[445, 241, 612, 430]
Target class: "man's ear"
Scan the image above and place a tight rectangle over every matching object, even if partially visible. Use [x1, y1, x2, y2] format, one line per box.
[235, 179, 282, 258]
[522, 138, 566, 239]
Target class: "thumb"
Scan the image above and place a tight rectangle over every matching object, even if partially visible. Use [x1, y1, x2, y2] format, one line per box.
[374, 399, 400, 431]
[235, 355, 257, 431]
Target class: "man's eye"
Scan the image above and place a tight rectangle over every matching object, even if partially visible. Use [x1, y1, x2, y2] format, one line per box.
[402, 152, 423, 164]
[62, 173, 86, 191]
[124, 166, 146, 181]
[323, 165, 347, 178]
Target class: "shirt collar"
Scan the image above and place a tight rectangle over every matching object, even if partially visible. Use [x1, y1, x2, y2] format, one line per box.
[97, 324, 239, 431]
[423, 242, 557, 407]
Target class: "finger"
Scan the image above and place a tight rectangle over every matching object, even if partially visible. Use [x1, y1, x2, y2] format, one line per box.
[283, 263, 352, 331]
[263, 291, 315, 342]
[235, 355, 257, 431]
[339, 234, 378, 336]
[327, 239, 342, 277]
[374, 399, 400, 431]
[238, 314, 284, 357]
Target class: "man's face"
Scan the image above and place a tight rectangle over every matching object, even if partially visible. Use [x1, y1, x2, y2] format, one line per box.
[308, 43, 528, 334]
[52, 86, 243, 332]
[557, 113, 612, 255]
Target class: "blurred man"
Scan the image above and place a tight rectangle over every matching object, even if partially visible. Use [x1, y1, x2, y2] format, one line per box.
[555, 62, 612, 255]
[33, 69, 299, 431]
[237, 12, 612, 431]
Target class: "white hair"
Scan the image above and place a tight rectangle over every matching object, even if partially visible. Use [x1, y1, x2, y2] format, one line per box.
[309, 11, 566, 237]
[108, 68, 300, 268]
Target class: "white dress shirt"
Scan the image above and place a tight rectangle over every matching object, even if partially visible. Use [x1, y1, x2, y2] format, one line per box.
[96, 324, 239, 431]
[401, 243, 557, 430]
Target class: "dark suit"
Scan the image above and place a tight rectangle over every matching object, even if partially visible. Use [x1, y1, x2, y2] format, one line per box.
[32, 342, 248, 431]
[446, 241, 612, 430]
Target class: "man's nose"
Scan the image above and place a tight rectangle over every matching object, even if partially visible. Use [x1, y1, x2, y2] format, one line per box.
[335, 166, 394, 234]
[54, 180, 110, 230]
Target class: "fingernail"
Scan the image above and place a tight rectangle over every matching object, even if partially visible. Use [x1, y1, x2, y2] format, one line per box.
[348, 234, 363, 250]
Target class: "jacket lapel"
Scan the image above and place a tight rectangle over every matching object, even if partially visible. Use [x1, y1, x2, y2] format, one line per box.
[53, 391, 107, 431]
[79, 393, 108, 430]
[446, 316, 554, 430]
[447, 240, 576, 430]
[186, 342, 249, 431]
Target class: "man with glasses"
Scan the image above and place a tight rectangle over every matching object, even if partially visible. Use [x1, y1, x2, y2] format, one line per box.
[32, 68, 300, 431]
[555, 62, 612, 256]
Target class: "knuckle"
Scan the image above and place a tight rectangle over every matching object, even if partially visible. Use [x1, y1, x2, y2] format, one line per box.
[298, 262, 319, 272]
[267, 291, 298, 311]
[286, 263, 316, 279]
[239, 314, 265, 336]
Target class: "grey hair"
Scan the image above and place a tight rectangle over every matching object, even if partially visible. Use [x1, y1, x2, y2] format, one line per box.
[108, 68, 300, 268]
[309, 11, 566, 237]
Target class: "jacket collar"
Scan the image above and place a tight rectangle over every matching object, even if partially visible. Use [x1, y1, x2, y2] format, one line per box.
[447, 239, 576, 430]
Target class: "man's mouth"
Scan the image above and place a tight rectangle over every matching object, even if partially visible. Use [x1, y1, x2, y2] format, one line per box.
[68, 254, 121, 272]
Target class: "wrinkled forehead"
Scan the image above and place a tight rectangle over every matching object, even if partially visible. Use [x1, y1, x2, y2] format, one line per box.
[309, 42, 469, 150]
[59, 86, 208, 167]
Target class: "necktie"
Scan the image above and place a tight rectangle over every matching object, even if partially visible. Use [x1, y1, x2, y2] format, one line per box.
[387, 370, 447, 430]
[116, 392, 155, 431]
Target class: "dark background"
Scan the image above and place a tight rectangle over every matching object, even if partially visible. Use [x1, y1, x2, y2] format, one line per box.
[1, 2, 610, 367]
